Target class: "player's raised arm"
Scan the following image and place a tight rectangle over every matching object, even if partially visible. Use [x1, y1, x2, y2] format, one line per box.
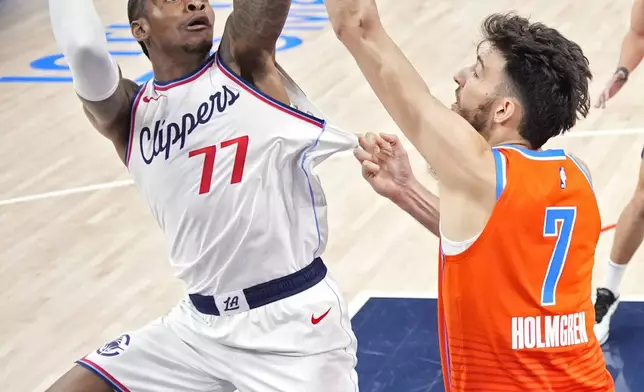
[324, 0, 495, 193]
[48, 0, 138, 163]
[218, 0, 292, 103]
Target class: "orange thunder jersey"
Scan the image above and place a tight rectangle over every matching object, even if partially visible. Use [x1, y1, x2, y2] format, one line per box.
[437, 145, 614, 391]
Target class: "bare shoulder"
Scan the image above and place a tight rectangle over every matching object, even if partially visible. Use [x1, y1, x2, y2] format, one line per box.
[81, 75, 140, 164]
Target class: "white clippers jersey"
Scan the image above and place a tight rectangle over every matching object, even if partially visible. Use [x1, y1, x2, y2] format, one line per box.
[125, 53, 357, 295]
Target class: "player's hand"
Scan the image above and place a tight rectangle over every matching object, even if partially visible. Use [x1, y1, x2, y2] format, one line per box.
[353, 132, 413, 202]
[595, 69, 629, 109]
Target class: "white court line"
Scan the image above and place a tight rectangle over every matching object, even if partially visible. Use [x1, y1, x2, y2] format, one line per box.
[347, 291, 644, 318]
[348, 291, 375, 318]
[2, 127, 644, 207]
[0, 180, 134, 207]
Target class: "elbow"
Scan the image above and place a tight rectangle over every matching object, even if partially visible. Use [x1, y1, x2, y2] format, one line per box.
[330, 15, 362, 43]
[329, 4, 381, 45]
[55, 27, 110, 61]
[64, 38, 103, 56]
[63, 41, 111, 69]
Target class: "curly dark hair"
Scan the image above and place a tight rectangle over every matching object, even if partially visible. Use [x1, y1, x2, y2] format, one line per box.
[127, 0, 149, 58]
[481, 13, 592, 149]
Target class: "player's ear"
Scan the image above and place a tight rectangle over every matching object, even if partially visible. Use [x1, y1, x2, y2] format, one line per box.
[493, 97, 517, 125]
[131, 19, 150, 42]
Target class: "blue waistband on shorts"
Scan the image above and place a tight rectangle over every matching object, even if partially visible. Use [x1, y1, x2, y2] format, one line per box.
[188, 257, 327, 316]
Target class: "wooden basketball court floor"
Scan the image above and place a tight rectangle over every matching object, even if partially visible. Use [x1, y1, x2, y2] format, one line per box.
[2, 0, 644, 390]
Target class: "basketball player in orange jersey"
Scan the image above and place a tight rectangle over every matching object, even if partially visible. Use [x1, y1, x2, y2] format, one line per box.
[325, 0, 615, 389]
[593, 0, 644, 346]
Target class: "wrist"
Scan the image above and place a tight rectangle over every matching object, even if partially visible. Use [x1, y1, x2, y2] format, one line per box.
[391, 177, 421, 209]
[616, 66, 630, 81]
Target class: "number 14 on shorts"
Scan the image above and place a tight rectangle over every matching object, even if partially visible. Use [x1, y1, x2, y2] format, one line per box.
[189, 135, 249, 195]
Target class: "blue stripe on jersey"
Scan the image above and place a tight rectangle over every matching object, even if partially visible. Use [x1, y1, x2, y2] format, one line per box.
[439, 251, 452, 390]
[498, 144, 567, 159]
[300, 126, 326, 257]
[492, 148, 507, 200]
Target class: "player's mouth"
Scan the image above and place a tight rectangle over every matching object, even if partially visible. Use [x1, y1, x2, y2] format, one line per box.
[185, 15, 211, 31]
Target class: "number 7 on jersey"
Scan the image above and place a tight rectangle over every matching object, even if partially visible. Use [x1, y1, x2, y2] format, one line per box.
[541, 207, 577, 306]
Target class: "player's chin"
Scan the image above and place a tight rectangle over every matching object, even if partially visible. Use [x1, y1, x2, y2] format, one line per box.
[182, 38, 214, 56]
[182, 28, 214, 44]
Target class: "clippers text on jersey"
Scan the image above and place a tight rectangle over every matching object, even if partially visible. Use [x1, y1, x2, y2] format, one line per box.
[140, 85, 240, 165]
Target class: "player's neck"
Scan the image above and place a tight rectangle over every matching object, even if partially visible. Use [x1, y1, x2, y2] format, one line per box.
[150, 52, 211, 84]
[487, 132, 532, 150]
[498, 142, 533, 150]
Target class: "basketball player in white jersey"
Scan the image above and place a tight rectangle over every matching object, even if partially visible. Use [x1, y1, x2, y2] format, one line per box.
[46, 0, 359, 391]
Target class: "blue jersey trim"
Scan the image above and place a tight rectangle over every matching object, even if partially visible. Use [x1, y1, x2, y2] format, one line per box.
[498, 144, 567, 159]
[492, 148, 507, 200]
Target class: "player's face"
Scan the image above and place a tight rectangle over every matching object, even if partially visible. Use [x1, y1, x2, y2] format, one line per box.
[144, 0, 215, 57]
[452, 42, 510, 135]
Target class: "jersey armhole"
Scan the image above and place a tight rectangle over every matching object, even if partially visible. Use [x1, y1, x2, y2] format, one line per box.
[125, 82, 148, 167]
[214, 52, 326, 129]
[440, 147, 508, 256]
[566, 153, 593, 190]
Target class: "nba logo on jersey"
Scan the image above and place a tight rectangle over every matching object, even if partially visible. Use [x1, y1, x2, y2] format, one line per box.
[559, 167, 567, 189]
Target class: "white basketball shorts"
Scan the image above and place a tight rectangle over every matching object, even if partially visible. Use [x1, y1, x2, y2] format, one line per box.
[76, 275, 359, 391]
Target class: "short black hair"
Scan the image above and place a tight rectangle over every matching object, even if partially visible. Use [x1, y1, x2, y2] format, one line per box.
[481, 13, 592, 149]
[127, 0, 149, 58]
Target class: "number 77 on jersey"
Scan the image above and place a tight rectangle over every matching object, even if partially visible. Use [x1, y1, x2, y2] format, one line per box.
[189, 135, 249, 195]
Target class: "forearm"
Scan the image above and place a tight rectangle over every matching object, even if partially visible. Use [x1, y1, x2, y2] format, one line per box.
[49, 0, 119, 101]
[394, 179, 441, 236]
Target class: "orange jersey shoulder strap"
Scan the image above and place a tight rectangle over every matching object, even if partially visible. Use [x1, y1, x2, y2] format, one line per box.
[491, 144, 593, 200]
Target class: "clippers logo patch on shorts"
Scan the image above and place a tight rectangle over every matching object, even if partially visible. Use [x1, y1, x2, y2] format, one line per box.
[96, 334, 131, 357]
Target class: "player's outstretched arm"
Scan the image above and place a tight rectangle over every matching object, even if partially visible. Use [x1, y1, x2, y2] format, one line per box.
[596, 0, 644, 108]
[325, 0, 495, 195]
[219, 0, 292, 103]
[355, 133, 440, 236]
[48, 0, 138, 164]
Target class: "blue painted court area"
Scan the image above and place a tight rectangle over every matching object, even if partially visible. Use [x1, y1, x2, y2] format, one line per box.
[351, 296, 644, 392]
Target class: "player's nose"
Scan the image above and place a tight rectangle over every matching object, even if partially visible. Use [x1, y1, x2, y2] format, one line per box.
[185, 0, 208, 12]
[453, 68, 466, 88]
